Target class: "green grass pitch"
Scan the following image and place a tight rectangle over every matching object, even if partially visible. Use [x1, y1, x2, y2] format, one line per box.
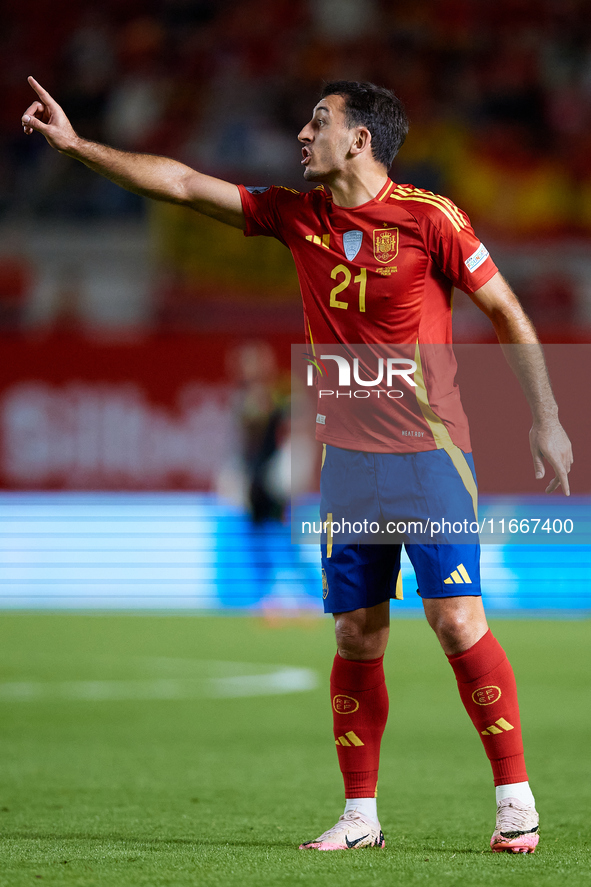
[0, 613, 589, 886]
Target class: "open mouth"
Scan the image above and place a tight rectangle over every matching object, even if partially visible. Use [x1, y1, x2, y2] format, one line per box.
[301, 147, 311, 165]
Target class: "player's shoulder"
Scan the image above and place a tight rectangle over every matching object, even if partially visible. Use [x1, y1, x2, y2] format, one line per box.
[280, 183, 330, 207]
[244, 184, 325, 199]
[388, 182, 471, 232]
[244, 183, 327, 210]
[244, 184, 296, 199]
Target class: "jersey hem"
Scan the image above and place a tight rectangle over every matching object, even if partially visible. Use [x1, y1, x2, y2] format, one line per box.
[316, 431, 472, 456]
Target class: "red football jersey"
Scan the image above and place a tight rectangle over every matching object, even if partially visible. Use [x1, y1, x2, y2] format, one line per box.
[238, 179, 498, 453]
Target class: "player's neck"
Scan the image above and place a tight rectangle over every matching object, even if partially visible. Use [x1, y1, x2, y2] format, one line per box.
[327, 169, 390, 208]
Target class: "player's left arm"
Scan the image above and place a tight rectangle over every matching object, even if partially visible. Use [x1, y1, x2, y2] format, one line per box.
[470, 271, 573, 495]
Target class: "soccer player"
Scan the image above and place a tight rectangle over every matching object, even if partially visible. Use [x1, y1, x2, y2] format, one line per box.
[22, 77, 572, 854]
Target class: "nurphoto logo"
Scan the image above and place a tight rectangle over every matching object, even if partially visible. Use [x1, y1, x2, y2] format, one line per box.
[303, 350, 417, 399]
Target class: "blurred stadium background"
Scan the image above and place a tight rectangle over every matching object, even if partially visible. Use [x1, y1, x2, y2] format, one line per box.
[1, 0, 590, 615]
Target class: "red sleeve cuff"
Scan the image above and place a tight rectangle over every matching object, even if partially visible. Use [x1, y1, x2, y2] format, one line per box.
[462, 259, 498, 294]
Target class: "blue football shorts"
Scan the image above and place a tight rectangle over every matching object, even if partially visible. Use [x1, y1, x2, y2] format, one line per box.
[319, 444, 482, 613]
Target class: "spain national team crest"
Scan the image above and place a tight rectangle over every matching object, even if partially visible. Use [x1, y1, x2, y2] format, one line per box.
[333, 694, 359, 714]
[373, 227, 399, 264]
[472, 685, 502, 706]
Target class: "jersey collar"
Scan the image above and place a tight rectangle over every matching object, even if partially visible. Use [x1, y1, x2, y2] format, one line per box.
[328, 178, 394, 211]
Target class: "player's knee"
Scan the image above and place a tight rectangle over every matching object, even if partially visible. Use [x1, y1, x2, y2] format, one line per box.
[335, 622, 365, 658]
[428, 608, 485, 655]
[431, 609, 463, 640]
[334, 615, 387, 660]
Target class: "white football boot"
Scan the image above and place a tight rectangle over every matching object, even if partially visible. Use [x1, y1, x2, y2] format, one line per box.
[299, 810, 385, 851]
[490, 797, 539, 853]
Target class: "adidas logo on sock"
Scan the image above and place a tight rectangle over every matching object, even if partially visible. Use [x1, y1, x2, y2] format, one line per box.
[443, 563, 472, 585]
[481, 718, 514, 736]
[335, 731, 364, 747]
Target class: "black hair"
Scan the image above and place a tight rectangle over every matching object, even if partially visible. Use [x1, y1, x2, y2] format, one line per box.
[319, 80, 408, 169]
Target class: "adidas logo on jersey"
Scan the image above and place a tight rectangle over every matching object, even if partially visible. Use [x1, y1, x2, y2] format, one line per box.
[305, 233, 330, 249]
[481, 718, 514, 736]
[443, 563, 472, 585]
[335, 731, 364, 747]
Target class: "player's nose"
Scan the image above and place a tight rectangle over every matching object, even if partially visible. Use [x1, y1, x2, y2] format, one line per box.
[298, 121, 313, 143]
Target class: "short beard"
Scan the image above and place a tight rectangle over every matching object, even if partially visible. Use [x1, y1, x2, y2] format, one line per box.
[302, 165, 326, 182]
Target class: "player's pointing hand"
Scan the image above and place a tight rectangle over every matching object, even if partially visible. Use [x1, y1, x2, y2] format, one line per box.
[529, 420, 573, 496]
[21, 76, 78, 153]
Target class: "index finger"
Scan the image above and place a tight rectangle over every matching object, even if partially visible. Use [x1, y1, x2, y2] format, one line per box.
[546, 458, 570, 496]
[28, 76, 54, 105]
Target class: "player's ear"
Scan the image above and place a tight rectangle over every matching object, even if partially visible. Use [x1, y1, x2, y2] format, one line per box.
[350, 127, 371, 156]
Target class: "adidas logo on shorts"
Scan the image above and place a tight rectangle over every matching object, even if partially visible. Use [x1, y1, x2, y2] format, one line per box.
[443, 563, 472, 584]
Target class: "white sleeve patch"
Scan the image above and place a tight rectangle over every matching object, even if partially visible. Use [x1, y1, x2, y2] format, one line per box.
[465, 243, 490, 272]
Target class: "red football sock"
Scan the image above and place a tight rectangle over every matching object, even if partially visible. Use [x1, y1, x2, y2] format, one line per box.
[447, 630, 528, 786]
[330, 653, 389, 798]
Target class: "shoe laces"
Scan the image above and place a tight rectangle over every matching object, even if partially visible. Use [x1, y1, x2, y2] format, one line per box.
[495, 798, 538, 834]
[320, 811, 375, 838]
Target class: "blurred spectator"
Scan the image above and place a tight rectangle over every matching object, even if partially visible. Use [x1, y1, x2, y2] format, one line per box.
[309, 0, 378, 43]
[60, 9, 116, 139]
[222, 341, 290, 524]
[104, 17, 169, 150]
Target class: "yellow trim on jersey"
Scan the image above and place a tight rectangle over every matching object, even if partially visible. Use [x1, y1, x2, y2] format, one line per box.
[391, 184, 467, 230]
[277, 186, 300, 194]
[394, 570, 403, 600]
[307, 319, 316, 356]
[378, 180, 394, 201]
[390, 187, 466, 233]
[412, 344, 454, 449]
[413, 343, 478, 520]
[391, 191, 462, 232]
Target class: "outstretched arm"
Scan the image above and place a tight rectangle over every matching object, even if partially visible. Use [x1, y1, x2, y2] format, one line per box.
[470, 272, 573, 495]
[21, 77, 245, 229]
